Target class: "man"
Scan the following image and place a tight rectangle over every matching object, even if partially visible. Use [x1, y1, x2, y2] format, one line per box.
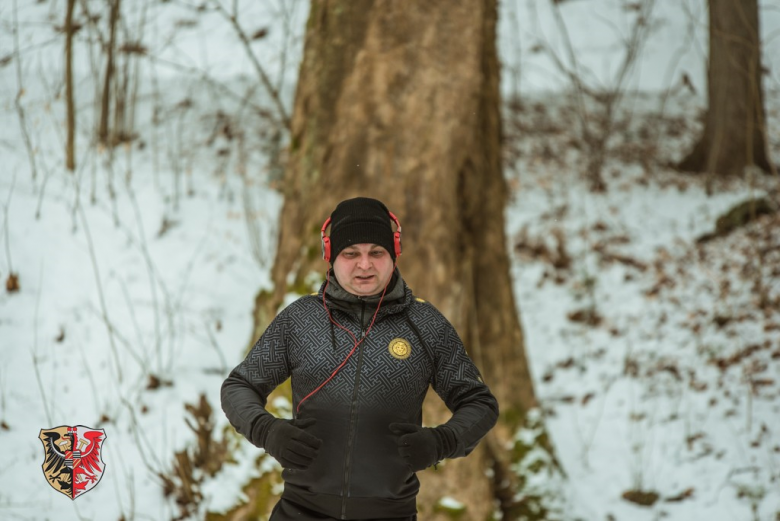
[221, 197, 498, 520]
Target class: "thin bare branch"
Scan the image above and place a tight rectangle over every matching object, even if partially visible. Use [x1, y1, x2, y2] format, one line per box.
[77, 203, 124, 383]
[211, 0, 291, 129]
[12, 0, 39, 186]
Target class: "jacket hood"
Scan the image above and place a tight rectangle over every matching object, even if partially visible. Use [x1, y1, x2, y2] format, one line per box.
[317, 267, 412, 323]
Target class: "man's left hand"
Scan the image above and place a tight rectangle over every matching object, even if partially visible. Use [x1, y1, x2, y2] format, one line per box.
[389, 423, 440, 472]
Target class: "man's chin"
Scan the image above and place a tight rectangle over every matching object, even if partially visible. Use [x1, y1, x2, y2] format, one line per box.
[349, 281, 381, 296]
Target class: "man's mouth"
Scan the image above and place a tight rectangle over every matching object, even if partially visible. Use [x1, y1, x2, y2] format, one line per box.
[355, 275, 374, 282]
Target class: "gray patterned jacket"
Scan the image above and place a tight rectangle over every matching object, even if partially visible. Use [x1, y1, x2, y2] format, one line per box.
[220, 271, 498, 519]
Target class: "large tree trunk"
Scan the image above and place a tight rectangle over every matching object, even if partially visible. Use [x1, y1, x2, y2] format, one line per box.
[678, 0, 773, 176]
[252, 1, 553, 519]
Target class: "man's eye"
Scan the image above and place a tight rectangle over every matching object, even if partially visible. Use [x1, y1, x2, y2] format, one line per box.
[371, 251, 384, 257]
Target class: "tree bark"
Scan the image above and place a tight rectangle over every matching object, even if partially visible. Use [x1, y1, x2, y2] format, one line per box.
[678, 0, 773, 176]
[251, 1, 550, 518]
[65, 0, 76, 171]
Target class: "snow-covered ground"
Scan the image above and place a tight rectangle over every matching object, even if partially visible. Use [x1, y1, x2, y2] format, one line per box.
[1, 1, 779, 520]
[505, 91, 780, 520]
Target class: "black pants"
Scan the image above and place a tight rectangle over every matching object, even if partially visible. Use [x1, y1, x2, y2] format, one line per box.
[269, 498, 417, 521]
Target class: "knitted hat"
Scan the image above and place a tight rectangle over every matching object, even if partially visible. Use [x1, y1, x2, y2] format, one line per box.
[328, 197, 396, 262]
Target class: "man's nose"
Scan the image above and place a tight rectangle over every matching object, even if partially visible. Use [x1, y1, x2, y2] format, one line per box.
[357, 254, 371, 269]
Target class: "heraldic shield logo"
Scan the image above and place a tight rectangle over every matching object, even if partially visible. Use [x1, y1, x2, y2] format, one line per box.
[38, 425, 107, 499]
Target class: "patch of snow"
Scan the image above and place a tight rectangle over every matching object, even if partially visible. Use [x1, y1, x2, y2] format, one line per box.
[438, 496, 464, 510]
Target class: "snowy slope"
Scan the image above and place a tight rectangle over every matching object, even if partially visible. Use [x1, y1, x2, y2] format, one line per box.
[505, 91, 780, 520]
[0, 1, 779, 520]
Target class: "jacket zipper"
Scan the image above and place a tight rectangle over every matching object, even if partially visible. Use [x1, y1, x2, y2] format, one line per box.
[341, 301, 366, 520]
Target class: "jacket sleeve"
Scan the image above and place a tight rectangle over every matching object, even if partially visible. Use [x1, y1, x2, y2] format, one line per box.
[220, 305, 293, 448]
[430, 309, 499, 459]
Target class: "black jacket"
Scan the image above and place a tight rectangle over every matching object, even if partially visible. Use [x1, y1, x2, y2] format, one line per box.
[220, 271, 499, 519]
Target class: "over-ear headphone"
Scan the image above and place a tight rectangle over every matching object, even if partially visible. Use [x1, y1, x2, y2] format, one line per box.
[320, 211, 402, 262]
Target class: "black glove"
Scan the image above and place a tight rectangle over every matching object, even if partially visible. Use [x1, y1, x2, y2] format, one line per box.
[389, 422, 457, 472]
[263, 418, 322, 470]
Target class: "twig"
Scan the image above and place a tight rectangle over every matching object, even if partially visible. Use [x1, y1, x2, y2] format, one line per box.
[111, 450, 136, 521]
[236, 131, 271, 269]
[103, 143, 118, 222]
[118, 393, 167, 476]
[31, 261, 53, 426]
[0, 367, 7, 422]
[77, 338, 103, 419]
[547, 0, 658, 189]
[149, 48, 162, 198]
[170, 213, 212, 322]
[507, 0, 523, 100]
[547, 0, 595, 129]
[83, 300, 149, 374]
[12, 0, 39, 187]
[273, 0, 302, 98]
[646, 0, 702, 165]
[36, 60, 66, 151]
[68, 138, 94, 234]
[113, 5, 132, 147]
[210, 0, 291, 129]
[679, 0, 708, 64]
[578, 377, 615, 469]
[114, 272, 152, 369]
[144, 54, 270, 117]
[127, 0, 148, 150]
[1, 174, 16, 275]
[77, 203, 124, 383]
[77, 0, 108, 162]
[34, 157, 53, 220]
[123, 175, 172, 376]
[199, 316, 228, 375]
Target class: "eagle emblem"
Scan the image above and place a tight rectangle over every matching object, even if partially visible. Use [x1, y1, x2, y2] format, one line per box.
[388, 338, 412, 360]
[39, 425, 107, 499]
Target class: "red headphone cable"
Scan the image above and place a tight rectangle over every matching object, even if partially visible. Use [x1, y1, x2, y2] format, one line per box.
[296, 265, 395, 413]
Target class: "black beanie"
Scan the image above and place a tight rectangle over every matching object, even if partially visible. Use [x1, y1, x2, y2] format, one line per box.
[329, 197, 396, 262]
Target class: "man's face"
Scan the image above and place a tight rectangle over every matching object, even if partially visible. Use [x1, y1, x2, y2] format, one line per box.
[333, 243, 394, 297]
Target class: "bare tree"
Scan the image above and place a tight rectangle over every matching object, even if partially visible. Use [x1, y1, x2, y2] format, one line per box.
[677, 0, 774, 177]
[65, 0, 77, 171]
[543, 0, 657, 190]
[99, 0, 121, 146]
[251, 1, 557, 519]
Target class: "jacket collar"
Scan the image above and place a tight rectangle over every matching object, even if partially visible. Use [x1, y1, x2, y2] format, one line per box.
[318, 267, 412, 322]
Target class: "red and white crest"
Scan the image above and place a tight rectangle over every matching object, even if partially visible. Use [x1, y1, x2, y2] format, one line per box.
[39, 425, 107, 499]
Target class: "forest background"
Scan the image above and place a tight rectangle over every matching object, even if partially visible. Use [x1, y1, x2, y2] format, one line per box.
[1, 0, 779, 520]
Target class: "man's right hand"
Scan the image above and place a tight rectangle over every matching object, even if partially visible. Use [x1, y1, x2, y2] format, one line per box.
[263, 418, 322, 470]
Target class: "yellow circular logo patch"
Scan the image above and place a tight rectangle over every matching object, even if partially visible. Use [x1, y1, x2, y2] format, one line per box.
[388, 338, 412, 360]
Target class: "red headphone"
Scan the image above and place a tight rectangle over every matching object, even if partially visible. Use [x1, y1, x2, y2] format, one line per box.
[320, 211, 402, 262]
[298, 210, 402, 413]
